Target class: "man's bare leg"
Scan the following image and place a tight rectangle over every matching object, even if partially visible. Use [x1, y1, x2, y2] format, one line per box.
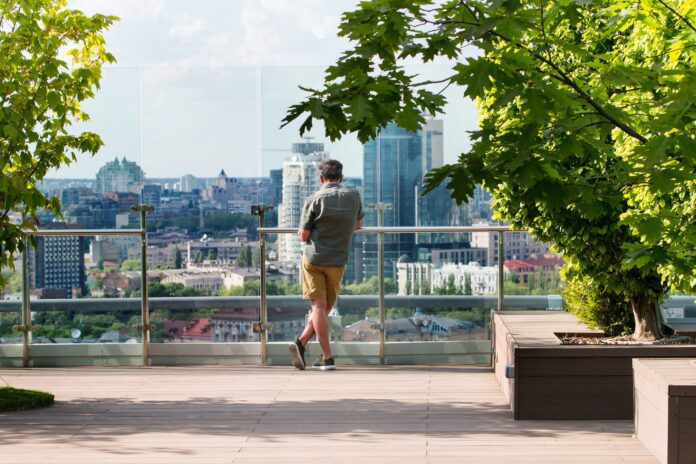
[309, 298, 332, 360]
[298, 320, 314, 346]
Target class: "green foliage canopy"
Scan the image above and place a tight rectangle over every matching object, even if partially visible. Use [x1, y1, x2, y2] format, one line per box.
[283, 0, 696, 339]
[0, 0, 116, 284]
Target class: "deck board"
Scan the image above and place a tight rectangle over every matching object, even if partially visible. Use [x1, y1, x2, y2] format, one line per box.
[0, 365, 656, 463]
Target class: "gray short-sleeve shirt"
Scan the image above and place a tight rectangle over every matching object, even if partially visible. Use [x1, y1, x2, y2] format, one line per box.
[300, 182, 364, 267]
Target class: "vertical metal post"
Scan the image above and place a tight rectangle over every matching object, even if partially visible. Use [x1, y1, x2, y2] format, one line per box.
[21, 240, 31, 367]
[366, 202, 393, 365]
[259, 210, 267, 365]
[132, 205, 153, 366]
[378, 208, 385, 365]
[252, 204, 273, 365]
[497, 230, 504, 311]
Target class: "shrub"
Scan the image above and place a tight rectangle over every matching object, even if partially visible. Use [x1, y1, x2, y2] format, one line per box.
[0, 387, 54, 412]
[562, 275, 633, 337]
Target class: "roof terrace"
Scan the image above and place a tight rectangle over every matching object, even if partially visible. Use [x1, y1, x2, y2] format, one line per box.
[0, 365, 657, 464]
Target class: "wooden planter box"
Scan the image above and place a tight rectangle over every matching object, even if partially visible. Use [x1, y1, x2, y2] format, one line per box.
[492, 311, 696, 420]
[634, 358, 696, 464]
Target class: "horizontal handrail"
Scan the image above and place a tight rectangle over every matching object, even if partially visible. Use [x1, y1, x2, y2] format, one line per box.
[0, 295, 564, 313]
[258, 225, 515, 235]
[24, 229, 144, 237]
[3, 294, 693, 314]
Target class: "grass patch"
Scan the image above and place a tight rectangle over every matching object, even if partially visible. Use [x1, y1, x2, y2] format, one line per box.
[0, 387, 54, 412]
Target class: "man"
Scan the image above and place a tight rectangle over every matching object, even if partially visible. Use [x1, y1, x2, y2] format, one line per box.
[288, 159, 363, 370]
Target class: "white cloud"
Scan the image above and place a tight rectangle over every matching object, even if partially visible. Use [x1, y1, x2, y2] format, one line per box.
[223, 0, 353, 66]
[169, 14, 207, 42]
[301, 9, 340, 40]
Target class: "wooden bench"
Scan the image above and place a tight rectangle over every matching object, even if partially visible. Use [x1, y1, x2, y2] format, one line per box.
[633, 358, 696, 464]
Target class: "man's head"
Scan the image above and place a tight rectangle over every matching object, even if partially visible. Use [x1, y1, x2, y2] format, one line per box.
[318, 159, 343, 183]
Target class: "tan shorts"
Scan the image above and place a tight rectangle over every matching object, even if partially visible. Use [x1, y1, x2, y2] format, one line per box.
[301, 257, 345, 310]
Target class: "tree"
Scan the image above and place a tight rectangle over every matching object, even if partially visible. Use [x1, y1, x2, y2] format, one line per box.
[435, 274, 460, 295]
[282, 0, 696, 340]
[145, 282, 210, 298]
[173, 247, 182, 269]
[251, 246, 262, 268]
[0, 1, 117, 286]
[463, 275, 472, 296]
[207, 248, 217, 262]
[342, 276, 398, 295]
[420, 280, 430, 296]
[236, 244, 252, 268]
[120, 259, 141, 272]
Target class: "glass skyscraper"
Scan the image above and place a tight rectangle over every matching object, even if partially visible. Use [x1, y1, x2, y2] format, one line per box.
[361, 119, 443, 281]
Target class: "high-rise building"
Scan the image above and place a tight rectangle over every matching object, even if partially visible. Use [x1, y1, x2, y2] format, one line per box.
[105, 192, 140, 213]
[65, 198, 119, 229]
[179, 174, 203, 193]
[28, 224, 85, 299]
[269, 169, 283, 206]
[362, 119, 444, 280]
[141, 184, 162, 209]
[277, 140, 328, 267]
[60, 187, 97, 208]
[416, 182, 472, 245]
[95, 158, 144, 194]
[471, 184, 493, 220]
[471, 225, 553, 265]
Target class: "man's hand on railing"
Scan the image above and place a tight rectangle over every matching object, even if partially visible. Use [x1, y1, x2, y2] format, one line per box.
[297, 228, 310, 243]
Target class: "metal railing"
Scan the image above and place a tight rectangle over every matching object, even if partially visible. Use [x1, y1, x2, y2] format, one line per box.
[257, 224, 512, 365]
[7, 211, 528, 366]
[16, 209, 691, 367]
[16, 205, 153, 367]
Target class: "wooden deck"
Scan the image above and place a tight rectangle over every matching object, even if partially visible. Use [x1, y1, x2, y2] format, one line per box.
[495, 310, 604, 346]
[0, 365, 657, 463]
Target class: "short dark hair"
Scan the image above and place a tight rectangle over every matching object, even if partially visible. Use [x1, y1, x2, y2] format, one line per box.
[319, 159, 343, 181]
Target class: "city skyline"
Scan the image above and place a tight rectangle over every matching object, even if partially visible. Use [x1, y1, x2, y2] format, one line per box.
[48, 0, 479, 180]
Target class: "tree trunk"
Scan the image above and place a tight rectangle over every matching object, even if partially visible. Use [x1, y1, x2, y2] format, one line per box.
[630, 294, 661, 340]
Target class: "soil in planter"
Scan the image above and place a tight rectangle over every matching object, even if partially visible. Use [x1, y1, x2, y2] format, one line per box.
[559, 334, 696, 345]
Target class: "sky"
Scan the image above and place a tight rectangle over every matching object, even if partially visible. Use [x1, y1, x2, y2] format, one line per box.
[55, 0, 479, 179]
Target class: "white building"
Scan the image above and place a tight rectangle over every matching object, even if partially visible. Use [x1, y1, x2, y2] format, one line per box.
[471, 222, 553, 265]
[277, 140, 328, 266]
[431, 262, 502, 295]
[430, 246, 489, 267]
[160, 269, 224, 292]
[227, 199, 251, 215]
[95, 157, 144, 194]
[179, 174, 203, 192]
[186, 239, 253, 266]
[396, 261, 433, 295]
[222, 267, 295, 288]
[127, 244, 180, 268]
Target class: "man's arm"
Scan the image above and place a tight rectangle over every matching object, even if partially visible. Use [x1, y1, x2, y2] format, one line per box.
[298, 228, 311, 242]
[355, 194, 364, 230]
[298, 196, 316, 243]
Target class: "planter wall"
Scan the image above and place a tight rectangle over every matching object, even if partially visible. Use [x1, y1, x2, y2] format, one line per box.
[633, 358, 696, 464]
[492, 311, 696, 420]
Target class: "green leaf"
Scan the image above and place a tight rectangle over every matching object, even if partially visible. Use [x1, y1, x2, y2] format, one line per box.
[452, 59, 498, 99]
